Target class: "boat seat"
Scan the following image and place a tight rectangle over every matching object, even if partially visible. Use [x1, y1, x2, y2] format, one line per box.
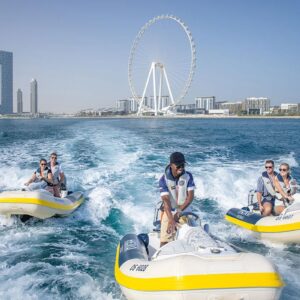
[283, 202, 300, 214]
[152, 240, 195, 260]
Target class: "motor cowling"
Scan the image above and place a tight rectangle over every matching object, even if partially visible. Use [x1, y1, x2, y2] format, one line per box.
[118, 234, 149, 268]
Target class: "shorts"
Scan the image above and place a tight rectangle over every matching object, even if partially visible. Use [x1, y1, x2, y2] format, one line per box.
[261, 198, 275, 207]
[160, 211, 187, 243]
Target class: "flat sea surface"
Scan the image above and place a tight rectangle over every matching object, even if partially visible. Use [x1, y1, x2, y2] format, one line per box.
[0, 118, 299, 300]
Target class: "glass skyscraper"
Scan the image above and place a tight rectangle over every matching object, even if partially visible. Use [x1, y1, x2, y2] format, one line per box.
[30, 79, 38, 114]
[0, 50, 13, 114]
[17, 88, 23, 113]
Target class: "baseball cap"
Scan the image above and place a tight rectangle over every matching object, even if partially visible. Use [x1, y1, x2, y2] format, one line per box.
[170, 152, 186, 165]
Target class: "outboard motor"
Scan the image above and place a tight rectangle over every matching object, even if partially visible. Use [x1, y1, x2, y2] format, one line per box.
[118, 234, 149, 268]
[60, 176, 68, 198]
[247, 189, 259, 211]
[248, 189, 256, 206]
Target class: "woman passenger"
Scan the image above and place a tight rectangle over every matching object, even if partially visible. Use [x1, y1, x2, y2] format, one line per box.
[24, 159, 53, 192]
[274, 163, 297, 215]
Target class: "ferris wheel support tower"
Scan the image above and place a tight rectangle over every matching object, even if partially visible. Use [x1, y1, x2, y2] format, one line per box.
[137, 62, 175, 116]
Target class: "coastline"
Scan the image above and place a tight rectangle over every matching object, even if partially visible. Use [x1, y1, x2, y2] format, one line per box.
[1, 114, 300, 120]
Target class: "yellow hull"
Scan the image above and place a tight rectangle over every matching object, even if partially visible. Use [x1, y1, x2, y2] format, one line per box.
[0, 190, 84, 219]
[226, 205, 300, 243]
[115, 230, 283, 300]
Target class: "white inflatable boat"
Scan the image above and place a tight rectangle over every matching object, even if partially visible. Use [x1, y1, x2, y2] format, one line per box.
[115, 210, 283, 300]
[226, 193, 300, 243]
[0, 189, 84, 219]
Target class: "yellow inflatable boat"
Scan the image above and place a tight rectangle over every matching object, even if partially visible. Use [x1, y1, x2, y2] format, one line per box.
[226, 193, 300, 243]
[0, 190, 84, 219]
[115, 212, 283, 300]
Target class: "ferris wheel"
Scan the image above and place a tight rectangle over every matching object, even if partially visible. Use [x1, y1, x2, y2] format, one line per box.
[128, 15, 196, 115]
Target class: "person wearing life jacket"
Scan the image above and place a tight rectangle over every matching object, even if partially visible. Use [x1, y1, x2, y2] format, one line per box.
[273, 163, 297, 214]
[158, 152, 195, 247]
[256, 160, 278, 216]
[24, 158, 53, 191]
[48, 152, 65, 197]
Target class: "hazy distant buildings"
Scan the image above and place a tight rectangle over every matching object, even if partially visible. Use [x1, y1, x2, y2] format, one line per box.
[195, 97, 215, 111]
[137, 96, 169, 111]
[30, 79, 38, 114]
[220, 102, 243, 114]
[208, 109, 229, 115]
[214, 101, 227, 109]
[244, 97, 270, 115]
[17, 89, 23, 113]
[129, 98, 138, 113]
[0, 50, 13, 114]
[159, 96, 170, 110]
[176, 103, 195, 114]
[281, 103, 298, 112]
[116, 99, 131, 113]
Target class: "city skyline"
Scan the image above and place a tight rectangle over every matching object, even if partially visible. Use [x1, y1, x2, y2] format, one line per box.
[0, 50, 13, 114]
[1, 0, 300, 113]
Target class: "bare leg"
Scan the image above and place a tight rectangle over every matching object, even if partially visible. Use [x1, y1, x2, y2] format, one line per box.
[262, 202, 273, 216]
[45, 186, 54, 195]
[160, 242, 168, 247]
[53, 185, 60, 197]
[274, 205, 285, 215]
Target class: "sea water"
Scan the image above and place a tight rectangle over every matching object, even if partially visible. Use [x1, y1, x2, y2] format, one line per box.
[0, 118, 299, 299]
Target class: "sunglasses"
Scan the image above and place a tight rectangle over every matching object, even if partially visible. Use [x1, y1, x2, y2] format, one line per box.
[279, 168, 288, 171]
[51, 157, 57, 159]
[175, 164, 185, 170]
[40, 163, 47, 166]
[265, 166, 273, 169]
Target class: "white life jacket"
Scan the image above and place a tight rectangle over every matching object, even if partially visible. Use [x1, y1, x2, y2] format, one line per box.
[165, 170, 189, 209]
[276, 174, 297, 196]
[36, 167, 50, 182]
[261, 172, 277, 198]
[49, 162, 60, 184]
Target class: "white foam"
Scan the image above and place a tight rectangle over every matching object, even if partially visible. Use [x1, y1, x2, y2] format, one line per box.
[114, 199, 153, 233]
[193, 164, 258, 210]
[0, 166, 32, 191]
[0, 261, 118, 300]
[84, 186, 113, 224]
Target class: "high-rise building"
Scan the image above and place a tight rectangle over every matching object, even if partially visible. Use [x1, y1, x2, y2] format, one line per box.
[145, 96, 154, 109]
[146, 96, 170, 110]
[0, 51, 13, 114]
[159, 96, 170, 110]
[17, 89, 23, 113]
[129, 98, 138, 113]
[195, 96, 215, 111]
[30, 79, 38, 114]
[116, 99, 130, 113]
[244, 97, 270, 115]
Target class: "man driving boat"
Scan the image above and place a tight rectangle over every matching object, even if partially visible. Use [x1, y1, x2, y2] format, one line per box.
[158, 152, 195, 247]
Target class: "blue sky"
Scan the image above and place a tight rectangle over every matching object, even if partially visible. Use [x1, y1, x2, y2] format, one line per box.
[1, 0, 299, 113]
